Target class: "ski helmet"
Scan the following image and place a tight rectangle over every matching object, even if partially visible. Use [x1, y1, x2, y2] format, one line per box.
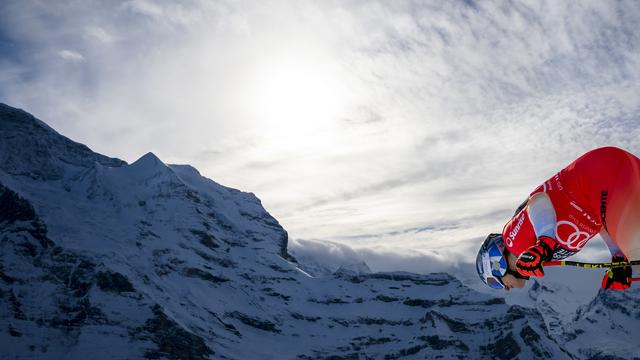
[476, 233, 509, 289]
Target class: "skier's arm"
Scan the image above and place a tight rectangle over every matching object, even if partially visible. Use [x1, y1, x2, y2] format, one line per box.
[527, 193, 556, 239]
[516, 193, 558, 277]
[599, 229, 631, 290]
[600, 229, 624, 258]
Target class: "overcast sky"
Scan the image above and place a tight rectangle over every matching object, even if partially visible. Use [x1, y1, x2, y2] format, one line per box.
[1, 0, 639, 275]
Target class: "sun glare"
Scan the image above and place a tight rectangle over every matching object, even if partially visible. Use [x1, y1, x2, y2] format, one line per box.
[249, 55, 348, 144]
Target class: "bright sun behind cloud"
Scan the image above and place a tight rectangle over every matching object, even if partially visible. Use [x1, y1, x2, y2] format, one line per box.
[248, 53, 350, 146]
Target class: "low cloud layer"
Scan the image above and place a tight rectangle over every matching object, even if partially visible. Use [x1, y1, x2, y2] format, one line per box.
[289, 238, 457, 276]
[1, 1, 639, 274]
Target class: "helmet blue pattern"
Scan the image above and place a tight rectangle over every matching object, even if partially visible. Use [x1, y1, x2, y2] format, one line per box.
[476, 233, 508, 289]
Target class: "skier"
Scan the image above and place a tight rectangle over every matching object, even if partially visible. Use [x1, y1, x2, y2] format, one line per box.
[477, 146, 640, 290]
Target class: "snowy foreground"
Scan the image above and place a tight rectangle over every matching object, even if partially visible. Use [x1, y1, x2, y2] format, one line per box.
[0, 103, 638, 359]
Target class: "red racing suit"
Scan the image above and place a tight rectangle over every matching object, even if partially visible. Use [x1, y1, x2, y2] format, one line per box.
[502, 146, 640, 260]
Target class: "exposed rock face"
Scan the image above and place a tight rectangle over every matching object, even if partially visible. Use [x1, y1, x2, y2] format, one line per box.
[526, 276, 640, 359]
[0, 103, 636, 359]
[560, 288, 640, 359]
[0, 182, 211, 359]
[0, 104, 125, 181]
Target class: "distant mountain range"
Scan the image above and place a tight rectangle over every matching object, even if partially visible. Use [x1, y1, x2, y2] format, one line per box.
[0, 103, 637, 359]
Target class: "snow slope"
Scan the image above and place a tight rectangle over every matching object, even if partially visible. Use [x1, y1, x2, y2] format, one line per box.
[0, 103, 637, 359]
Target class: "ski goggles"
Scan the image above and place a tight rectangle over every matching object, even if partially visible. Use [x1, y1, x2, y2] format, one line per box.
[485, 276, 505, 290]
[481, 253, 506, 289]
[485, 268, 530, 290]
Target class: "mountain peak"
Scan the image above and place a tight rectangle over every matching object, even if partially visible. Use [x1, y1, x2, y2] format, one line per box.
[0, 103, 53, 133]
[126, 151, 174, 180]
[0, 103, 126, 180]
[132, 152, 164, 167]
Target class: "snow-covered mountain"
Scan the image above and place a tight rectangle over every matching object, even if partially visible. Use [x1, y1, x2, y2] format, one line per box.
[0, 103, 637, 359]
